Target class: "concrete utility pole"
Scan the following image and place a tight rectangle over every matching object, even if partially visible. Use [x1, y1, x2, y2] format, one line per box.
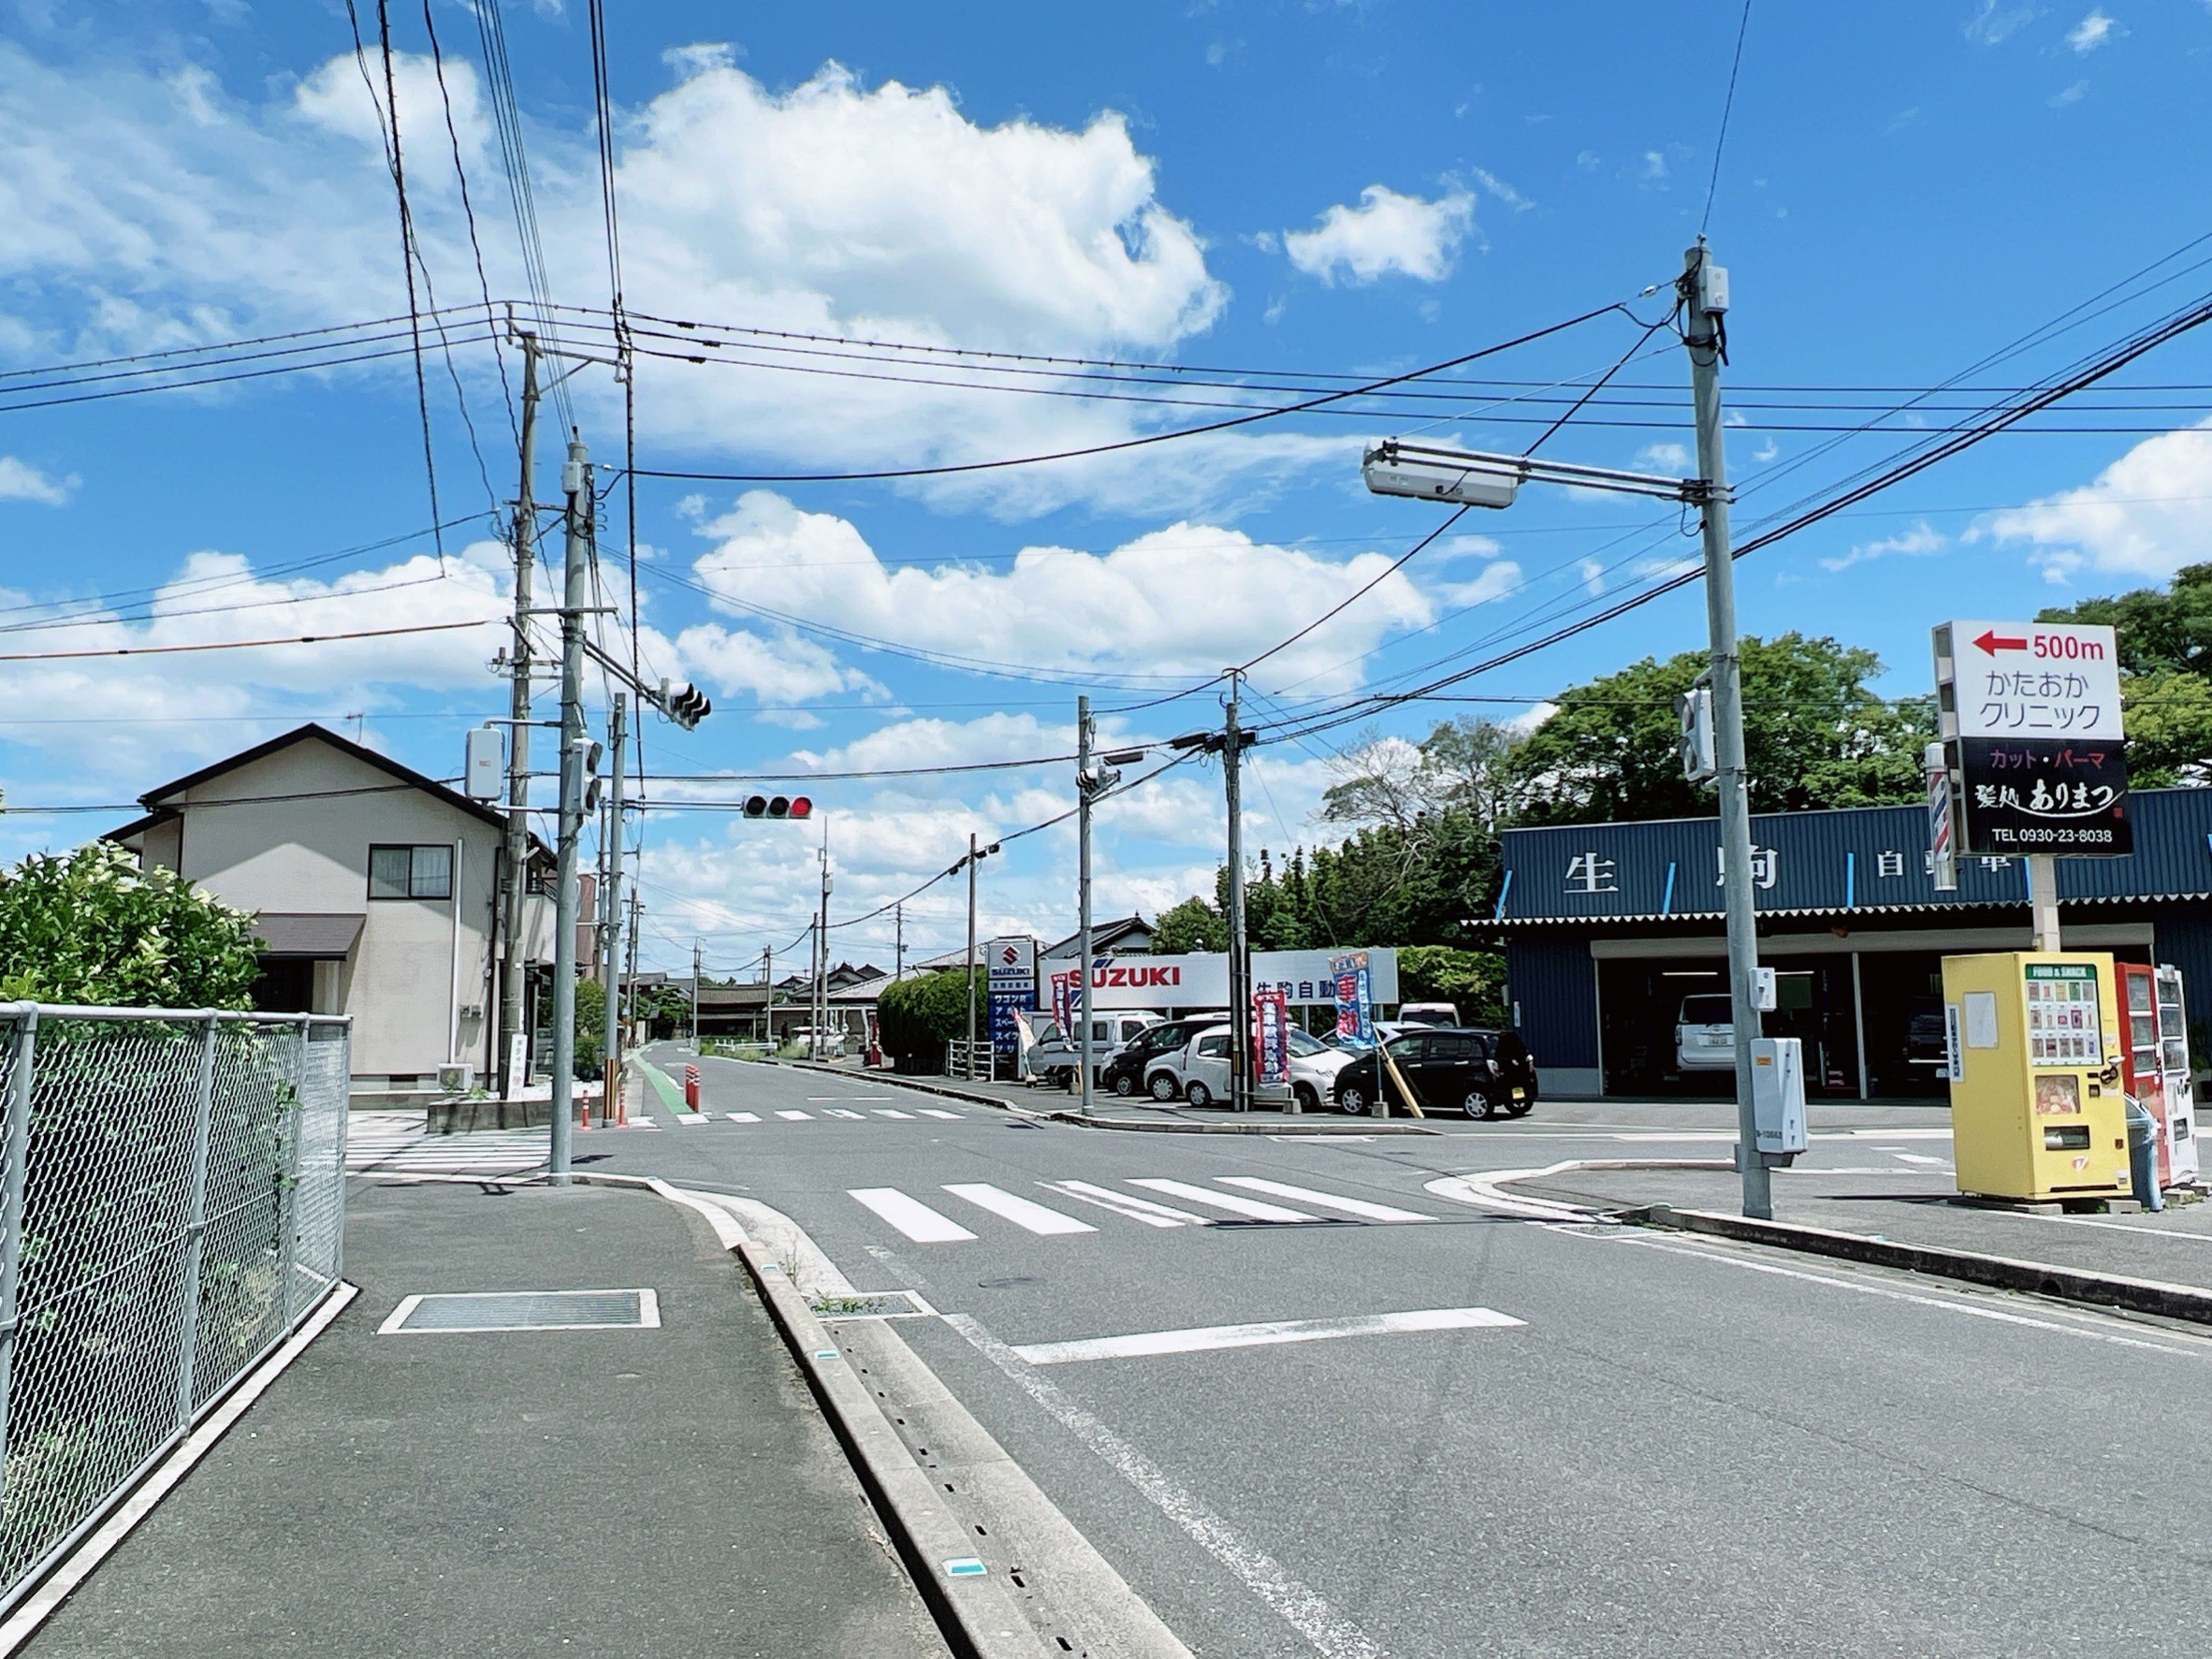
[691, 939, 702, 1050]
[1224, 672, 1252, 1113]
[761, 947, 773, 1043]
[1682, 240, 1770, 1221]
[895, 902, 904, 982]
[548, 428, 592, 1183]
[815, 820, 832, 1058]
[599, 691, 628, 1096]
[965, 831, 981, 1078]
[623, 892, 640, 1047]
[499, 334, 541, 1099]
[1077, 696, 1096, 1116]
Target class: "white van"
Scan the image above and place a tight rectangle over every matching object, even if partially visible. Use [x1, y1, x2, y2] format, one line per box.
[1022, 1011, 1163, 1087]
[1675, 994, 1736, 1072]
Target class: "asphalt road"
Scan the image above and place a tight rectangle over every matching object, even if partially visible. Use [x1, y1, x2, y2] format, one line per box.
[569, 1046, 2212, 1657]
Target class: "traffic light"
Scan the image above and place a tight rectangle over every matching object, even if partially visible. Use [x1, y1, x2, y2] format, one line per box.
[743, 794, 813, 820]
[657, 678, 712, 730]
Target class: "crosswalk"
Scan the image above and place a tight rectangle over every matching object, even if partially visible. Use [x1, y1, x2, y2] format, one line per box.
[344, 1111, 549, 1177]
[846, 1172, 1445, 1244]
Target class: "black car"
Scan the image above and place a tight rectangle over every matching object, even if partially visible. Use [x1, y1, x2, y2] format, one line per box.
[1331, 1026, 1537, 1119]
[1097, 1012, 1230, 1099]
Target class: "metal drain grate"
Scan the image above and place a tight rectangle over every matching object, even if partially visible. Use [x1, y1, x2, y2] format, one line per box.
[378, 1288, 661, 1334]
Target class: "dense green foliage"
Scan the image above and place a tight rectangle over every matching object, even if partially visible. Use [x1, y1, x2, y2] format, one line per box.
[876, 968, 985, 1071]
[2043, 565, 2212, 786]
[1394, 945, 1507, 1026]
[1506, 633, 1933, 825]
[574, 977, 605, 1081]
[0, 841, 261, 1008]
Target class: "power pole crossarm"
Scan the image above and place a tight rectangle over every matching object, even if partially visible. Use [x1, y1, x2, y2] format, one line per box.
[1681, 240, 1772, 1221]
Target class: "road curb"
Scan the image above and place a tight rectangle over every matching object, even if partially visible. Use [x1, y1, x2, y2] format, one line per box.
[582, 1173, 1049, 1659]
[764, 1057, 1440, 1133]
[1632, 1202, 2212, 1328]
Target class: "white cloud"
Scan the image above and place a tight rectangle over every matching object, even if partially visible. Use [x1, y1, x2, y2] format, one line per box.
[1640, 151, 1668, 181]
[0, 457, 76, 505]
[1467, 167, 1532, 212]
[1965, 1, 2038, 44]
[1283, 185, 1475, 285]
[2068, 8, 2119, 50]
[1818, 520, 1946, 574]
[2049, 79, 2088, 106]
[1577, 558, 1606, 597]
[1975, 419, 2212, 583]
[0, 46, 1271, 518]
[686, 490, 1436, 695]
[1636, 441, 1692, 472]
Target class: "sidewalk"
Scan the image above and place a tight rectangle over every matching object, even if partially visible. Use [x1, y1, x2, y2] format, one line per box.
[20, 1178, 950, 1659]
[1513, 1159, 2212, 1298]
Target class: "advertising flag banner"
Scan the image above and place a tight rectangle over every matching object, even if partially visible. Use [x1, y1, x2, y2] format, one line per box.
[1049, 970, 1076, 1031]
[1332, 951, 1375, 1047]
[1254, 986, 1290, 1085]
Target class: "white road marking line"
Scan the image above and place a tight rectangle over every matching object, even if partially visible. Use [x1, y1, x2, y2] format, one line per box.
[1888, 1151, 1949, 1166]
[848, 1187, 977, 1244]
[674, 1112, 708, 1125]
[1847, 1127, 1953, 1139]
[1128, 1179, 1318, 1223]
[944, 1313, 1385, 1659]
[873, 1108, 917, 1120]
[776, 1110, 814, 1122]
[919, 1108, 964, 1120]
[1011, 1306, 1524, 1366]
[825, 1108, 865, 1120]
[943, 1183, 1097, 1236]
[1041, 1180, 1191, 1228]
[2043, 1214, 2212, 1243]
[1587, 1230, 2209, 1359]
[805, 1097, 841, 1101]
[725, 1112, 760, 1124]
[1215, 1177, 1433, 1224]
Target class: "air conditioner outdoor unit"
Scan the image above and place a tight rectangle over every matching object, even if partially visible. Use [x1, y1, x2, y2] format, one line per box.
[435, 1062, 475, 1097]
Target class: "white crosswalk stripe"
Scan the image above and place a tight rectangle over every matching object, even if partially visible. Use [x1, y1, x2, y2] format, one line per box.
[1128, 1178, 1318, 1223]
[942, 1184, 1096, 1236]
[825, 1108, 866, 1120]
[850, 1187, 977, 1243]
[919, 1109, 964, 1120]
[343, 1112, 546, 1176]
[842, 1173, 1442, 1245]
[1216, 1176, 1433, 1223]
[776, 1110, 813, 1121]
[872, 1108, 916, 1120]
[726, 1112, 760, 1124]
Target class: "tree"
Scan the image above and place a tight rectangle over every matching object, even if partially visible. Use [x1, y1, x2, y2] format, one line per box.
[1151, 895, 1228, 953]
[1394, 945, 1506, 1026]
[1506, 633, 1933, 825]
[574, 977, 605, 1081]
[0, 841, 261, 1008]
[876, 968, 985, 1072]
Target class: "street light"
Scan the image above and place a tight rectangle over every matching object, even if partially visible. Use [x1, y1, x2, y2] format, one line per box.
[1360, 240, 1775, 1219]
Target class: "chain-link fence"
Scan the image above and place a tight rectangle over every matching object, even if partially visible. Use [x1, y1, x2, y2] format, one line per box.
[0, 1005, 349, 1615]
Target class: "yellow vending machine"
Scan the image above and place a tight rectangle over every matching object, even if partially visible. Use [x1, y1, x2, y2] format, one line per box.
[1942, 952, 2131, 1203]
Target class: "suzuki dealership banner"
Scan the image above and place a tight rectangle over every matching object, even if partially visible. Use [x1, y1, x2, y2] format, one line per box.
[1036, 948, 1399, 1011]
[1254, 986, 1290, 1084]
[985, 936, 1037, 1058]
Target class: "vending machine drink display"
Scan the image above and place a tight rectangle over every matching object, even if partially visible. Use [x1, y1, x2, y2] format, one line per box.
[2157, 966, 2199, 1186]
[1942, 952, 2131, 1203]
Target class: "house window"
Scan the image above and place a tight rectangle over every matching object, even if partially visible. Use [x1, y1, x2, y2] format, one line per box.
[369, 844, 453, 901]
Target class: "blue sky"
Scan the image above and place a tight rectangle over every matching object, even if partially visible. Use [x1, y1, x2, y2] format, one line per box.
[3, 0, 2209, 973]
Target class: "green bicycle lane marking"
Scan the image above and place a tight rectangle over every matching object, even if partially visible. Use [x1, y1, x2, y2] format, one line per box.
[639, 1061, 690, 1114]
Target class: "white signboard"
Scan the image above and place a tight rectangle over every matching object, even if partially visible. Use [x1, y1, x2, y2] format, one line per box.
[986, 935, 1035, 991]
[1941, 620, 2122, 741]
[1036, 949, 1400, 1011]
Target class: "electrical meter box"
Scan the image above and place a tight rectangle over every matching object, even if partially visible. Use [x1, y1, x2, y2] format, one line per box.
[1750, 1038, 1808, 1156]
[1942, 952, 2130, 1202]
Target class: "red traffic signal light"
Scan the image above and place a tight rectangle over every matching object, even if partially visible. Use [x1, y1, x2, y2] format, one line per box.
[743, 794, 814, 820]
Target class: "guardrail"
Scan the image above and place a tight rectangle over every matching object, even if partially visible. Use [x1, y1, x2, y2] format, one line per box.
[0, 1005, 349, 1617]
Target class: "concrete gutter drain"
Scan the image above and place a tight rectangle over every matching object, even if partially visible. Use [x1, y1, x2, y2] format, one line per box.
[378, 1288, 660, 1334]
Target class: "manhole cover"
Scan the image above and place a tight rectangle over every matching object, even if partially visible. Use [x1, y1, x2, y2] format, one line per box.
[379, 1288, 661, 1334]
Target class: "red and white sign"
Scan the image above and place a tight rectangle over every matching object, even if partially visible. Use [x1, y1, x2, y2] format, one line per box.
[1037, 949, 1398, 1010]
[1941, 620, 2123, 741]
[1254, 987, 1290, 1085]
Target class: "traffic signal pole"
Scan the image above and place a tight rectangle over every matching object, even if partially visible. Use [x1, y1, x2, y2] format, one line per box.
[1224, 673, 1252, 1113]
[1682, 240, 1771, 1221]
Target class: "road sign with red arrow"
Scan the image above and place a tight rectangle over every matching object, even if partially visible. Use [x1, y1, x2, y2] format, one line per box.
[1938, 619, 2124, 743]
[1972, 629, 2029, 655]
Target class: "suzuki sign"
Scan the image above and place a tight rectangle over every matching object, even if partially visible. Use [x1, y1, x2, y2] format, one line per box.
[1037, 948, 1399, 1011]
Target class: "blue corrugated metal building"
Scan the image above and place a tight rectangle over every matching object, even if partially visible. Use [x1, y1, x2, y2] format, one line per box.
[1493, 786, 2212, 1099]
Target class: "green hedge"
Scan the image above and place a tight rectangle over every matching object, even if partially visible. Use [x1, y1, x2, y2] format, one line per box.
[876, 968, 985, 1072]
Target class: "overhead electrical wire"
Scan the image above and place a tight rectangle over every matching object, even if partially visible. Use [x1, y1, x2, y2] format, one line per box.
[0, 617, 495, 664]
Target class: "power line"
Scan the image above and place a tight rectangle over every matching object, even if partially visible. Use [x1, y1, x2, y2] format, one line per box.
[422, 0, 517, 445]
[1700, 0, 1755, 236]
[0, 617, 495, 664]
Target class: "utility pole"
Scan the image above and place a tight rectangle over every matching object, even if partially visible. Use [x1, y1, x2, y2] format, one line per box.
[1682, 240, 1770, 1221]
[691, 939, 702, 1050]
[623, 892, 641, 1048]
[761, 946, 773, 1043]
[548, 428, 591, 1183]
[1076, 696, 1097, 1115]
[895, 902, 904, 982]
[599, 692, 628, 1098]
[1223, 672, 1252, 1113]
[498, 334, 541, 1099]
[965, 831, 980, 1079]
[815, 820, 832, 1059]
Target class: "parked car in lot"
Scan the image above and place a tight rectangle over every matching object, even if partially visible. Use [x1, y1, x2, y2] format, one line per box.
[1674, 994, 1737, 1073]
[1396, 1001, 1460, 1028]
[1097, 1012, 1230, 1098]
[1145, 1023, 1357, 1111]
[1022, 1011, 1162, 1087]
[1330, 1026, 1537, 1118]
